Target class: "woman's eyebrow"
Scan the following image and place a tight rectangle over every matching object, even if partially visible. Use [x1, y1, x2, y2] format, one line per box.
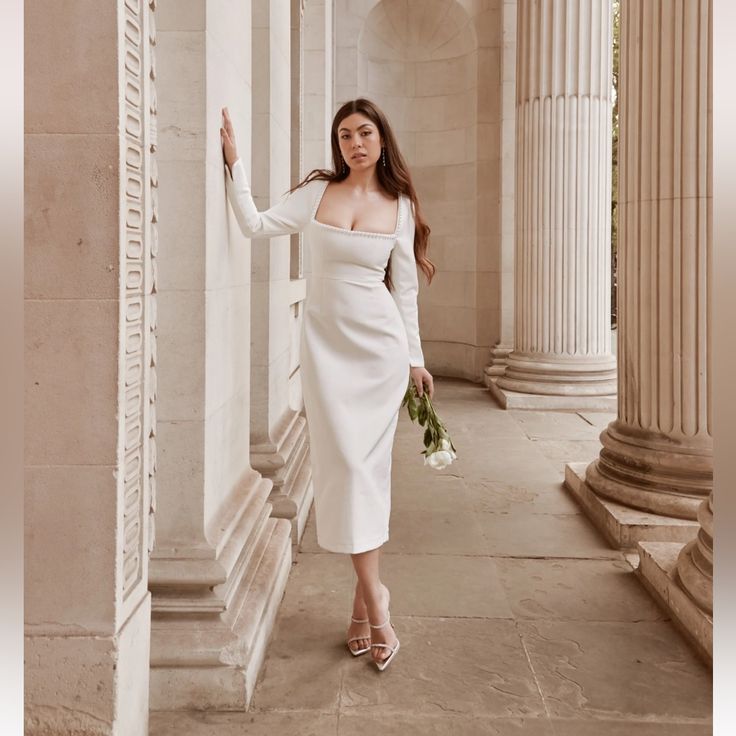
[338, 123, 373, 133]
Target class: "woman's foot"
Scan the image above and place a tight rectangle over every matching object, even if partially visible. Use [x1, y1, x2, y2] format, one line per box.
[346, 582, 371, 655]
[367, 583, 399, 666]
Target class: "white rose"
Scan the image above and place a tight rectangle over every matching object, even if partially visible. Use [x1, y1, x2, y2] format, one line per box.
[424, 450, 455, 469]
[438, 438, 457, 458]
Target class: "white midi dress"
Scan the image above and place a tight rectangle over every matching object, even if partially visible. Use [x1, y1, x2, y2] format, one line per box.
[225, 159, 425, 553]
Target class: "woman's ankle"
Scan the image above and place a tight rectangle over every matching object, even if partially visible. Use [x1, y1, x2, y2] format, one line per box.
[363, 583, 388, 620]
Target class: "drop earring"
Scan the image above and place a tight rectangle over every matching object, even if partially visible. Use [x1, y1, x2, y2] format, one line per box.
[381, 147, 386, 167]
[342, 157, 347, 174]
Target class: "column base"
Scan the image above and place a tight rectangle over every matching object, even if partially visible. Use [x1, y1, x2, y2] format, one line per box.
[636, 541, 712, 666]
[496, 351, 617, 396]
[150, 517, 291, 710]
[587, 420, 712, 519]
[564, 462, 699, 549]
[150, 470, 293, 711]
[251, 409, 313, 546]
[484, 343, 513, 380]
[488, 377, 617, 410]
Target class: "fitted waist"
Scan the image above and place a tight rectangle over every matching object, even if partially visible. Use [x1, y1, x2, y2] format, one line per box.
[309, 271, 386, 286]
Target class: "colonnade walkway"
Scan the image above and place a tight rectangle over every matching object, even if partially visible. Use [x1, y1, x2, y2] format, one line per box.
[152, 378, 712, 735]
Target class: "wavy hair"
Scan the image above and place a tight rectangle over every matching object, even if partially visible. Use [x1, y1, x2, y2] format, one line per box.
[287, 97, 435, 291]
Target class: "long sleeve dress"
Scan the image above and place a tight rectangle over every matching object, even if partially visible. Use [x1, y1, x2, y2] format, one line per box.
[225, 158, 424, 553]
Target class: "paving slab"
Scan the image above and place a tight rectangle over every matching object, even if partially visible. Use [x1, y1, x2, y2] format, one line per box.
[476, 511, 623, 559]
[510, 410, 607, 440]
[150, 710, 339, 736]
[381, 554, 514, 619]
[384, 509, 489, 555]
[463, 480, 581, 515]
[532, 439, 602, 465]
[496, 558, 668, 621]
[340, 618, 546, 718]
[549, 719, 712, 736]
[338, 713, 554, 736]
[519, 620, 712, 721]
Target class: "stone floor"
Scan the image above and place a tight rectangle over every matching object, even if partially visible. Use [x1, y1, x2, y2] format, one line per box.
[151, 378, 713, 736]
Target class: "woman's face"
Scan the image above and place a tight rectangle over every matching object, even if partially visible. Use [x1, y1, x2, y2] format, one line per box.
[337, 113, 383, 172]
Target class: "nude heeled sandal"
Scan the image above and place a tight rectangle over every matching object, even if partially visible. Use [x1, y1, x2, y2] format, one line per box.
[346, 616, 371, 656]
[369, 616, 400, 671]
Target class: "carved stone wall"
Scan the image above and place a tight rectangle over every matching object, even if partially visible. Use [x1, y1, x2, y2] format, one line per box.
[24, 1, 156, 733]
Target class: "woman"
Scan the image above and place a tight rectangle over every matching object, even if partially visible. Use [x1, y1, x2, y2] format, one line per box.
[220, 98, 435, 671]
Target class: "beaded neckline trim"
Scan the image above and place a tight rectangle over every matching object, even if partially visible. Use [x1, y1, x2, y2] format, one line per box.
[310, 179, 403, 239]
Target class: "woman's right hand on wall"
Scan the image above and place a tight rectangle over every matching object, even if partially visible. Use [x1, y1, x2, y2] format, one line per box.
[221, 107, 239, 169]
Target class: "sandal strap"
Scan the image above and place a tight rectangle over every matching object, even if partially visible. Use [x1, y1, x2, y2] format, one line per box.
[369, 616, 390, 630]
[370, 642, 397, 652]
[351, 616, 369, 624]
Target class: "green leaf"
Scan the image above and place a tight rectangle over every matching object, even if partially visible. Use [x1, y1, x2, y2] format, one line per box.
[423, 427, 432, 448]
[407, 399, 418, 421]
[417, 402, 428, 425]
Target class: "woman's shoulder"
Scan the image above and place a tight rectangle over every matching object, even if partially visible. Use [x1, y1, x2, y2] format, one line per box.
[283, 176, 327, 209]
[399, 191, 415, 223]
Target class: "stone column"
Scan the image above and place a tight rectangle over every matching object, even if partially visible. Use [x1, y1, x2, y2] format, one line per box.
[491, 0, 617, 410]
[637, 489, 713, 665]
[634, 0, 714, 666]
[568, 0, 712, 548]
[150, 0, 292, 710]
[249, 0, 313, 544]
[677, 493, 714, 616]
[25, 1, 155, 732]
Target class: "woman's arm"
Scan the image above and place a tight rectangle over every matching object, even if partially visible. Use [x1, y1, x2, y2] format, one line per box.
[221, 106, 313, 238]
[225, 158, 315, 238]
[389, 196, 425, 368]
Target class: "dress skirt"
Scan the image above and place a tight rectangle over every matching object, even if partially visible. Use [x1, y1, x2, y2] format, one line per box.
[300, 262, 411, 553]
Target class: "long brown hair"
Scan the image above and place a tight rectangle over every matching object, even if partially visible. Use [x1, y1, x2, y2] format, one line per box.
[287, 97, 435, 290]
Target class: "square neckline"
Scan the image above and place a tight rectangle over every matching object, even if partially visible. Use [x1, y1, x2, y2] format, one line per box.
[311, 179, 402, 238]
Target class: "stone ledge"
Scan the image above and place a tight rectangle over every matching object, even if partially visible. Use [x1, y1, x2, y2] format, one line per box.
[564, 462, 699, 550]
[488, 378, 617, 411]
[636, 541, 713, 666]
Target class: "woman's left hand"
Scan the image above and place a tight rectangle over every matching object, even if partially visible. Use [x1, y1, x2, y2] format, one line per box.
[410, 366, 434, 399]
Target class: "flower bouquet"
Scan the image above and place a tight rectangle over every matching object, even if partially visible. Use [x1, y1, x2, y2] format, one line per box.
[401, 380, 458, 469]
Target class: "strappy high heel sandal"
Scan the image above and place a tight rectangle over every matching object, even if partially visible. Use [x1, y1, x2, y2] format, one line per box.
[369, 615, 400, 671]
[346, 616, 371, 656]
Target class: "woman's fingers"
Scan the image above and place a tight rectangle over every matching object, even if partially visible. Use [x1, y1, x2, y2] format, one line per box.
[222, 107, 235, 138]
[423, 370, 434, 399]
[425, 375, 434, 399]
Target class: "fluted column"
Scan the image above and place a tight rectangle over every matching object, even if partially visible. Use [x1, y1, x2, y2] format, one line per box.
[585, 0, 712, 521]
[496, 0, 616, 401]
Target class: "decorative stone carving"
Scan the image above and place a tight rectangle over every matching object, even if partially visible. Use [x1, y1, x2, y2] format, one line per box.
[121, 0, 158, 605]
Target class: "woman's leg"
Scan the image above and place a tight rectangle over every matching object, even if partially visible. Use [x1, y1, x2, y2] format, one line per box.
[346, 575, 370, 653]
[350, 547, 397, 662]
